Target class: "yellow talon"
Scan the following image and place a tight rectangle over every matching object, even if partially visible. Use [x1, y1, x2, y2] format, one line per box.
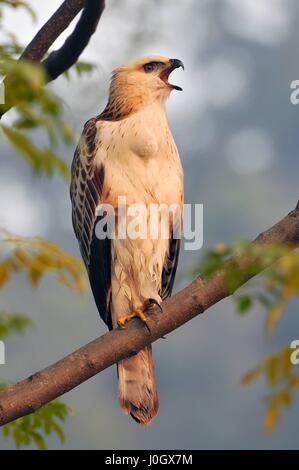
[117, 309, 148, 328]
[117, 312, 136, 328]
[135, 308, 147, 323]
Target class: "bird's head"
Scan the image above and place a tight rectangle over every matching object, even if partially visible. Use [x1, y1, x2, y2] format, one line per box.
[105, 56, 184, 118]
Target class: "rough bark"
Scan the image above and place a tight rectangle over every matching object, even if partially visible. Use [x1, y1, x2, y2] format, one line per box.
[21, 0, 88, 63]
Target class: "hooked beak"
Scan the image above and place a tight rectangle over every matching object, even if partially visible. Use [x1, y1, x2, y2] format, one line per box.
[159, 58, 184, 91]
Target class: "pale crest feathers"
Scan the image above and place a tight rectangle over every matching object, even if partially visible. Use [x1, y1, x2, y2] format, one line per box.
[101, 56, 172, 120]
[113, 55, 170, 73]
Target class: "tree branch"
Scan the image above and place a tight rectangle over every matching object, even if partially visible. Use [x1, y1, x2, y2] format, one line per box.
[0, 0, 105, 118]
[1, 202, 299, 426]
[41, 0, 105, 81]
[20, 0, 88, 63]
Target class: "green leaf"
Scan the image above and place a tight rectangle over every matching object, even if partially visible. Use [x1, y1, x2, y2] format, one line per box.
[236, 295, 253, 314]
[0, 1, 37, 21]
[1, 125, 69, 179]
[1, 399, 74, 450]
[30, 431, 47, 450]
[0, 232, 86, 293]
[73, 61, 97, 76]
[51, 421, 65, 443]
[0, 312, 33, 339]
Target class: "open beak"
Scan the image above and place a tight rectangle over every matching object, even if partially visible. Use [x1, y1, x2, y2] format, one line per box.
[159, 58, 184, 91]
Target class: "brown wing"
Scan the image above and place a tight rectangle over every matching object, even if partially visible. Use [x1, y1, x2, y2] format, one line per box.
[70, 117, 112, 329]
[160, 236, 181, 300]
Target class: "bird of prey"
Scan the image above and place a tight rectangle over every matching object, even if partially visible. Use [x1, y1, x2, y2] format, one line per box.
[70, 56, 184, 425]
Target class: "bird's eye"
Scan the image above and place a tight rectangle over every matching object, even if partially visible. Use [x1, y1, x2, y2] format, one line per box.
[144, 63, 154, 73]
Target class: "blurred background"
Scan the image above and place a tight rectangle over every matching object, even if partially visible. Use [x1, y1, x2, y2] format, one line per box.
[1, 0, 299, 449]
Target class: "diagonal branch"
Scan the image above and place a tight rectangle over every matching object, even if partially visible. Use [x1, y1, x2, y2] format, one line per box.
[0, 202, 299, 426]
[41, 0, 105, 81]
[0, 0, 105, 118]
[20, 0, 88, 63]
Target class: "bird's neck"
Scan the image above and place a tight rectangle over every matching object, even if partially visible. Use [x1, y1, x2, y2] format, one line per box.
[99, 75, 168, 122]
[99, 96, 167, 122]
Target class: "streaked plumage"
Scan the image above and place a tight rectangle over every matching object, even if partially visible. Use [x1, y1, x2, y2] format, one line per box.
[71, 56, 184, 424]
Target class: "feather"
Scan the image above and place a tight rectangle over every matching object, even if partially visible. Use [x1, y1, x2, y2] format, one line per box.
[70, 55, 184, 424]
[70, 117, 112, 328]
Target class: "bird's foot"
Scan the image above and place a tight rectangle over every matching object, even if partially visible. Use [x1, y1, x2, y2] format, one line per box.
[117, 299, 162, 333]
[144, 298, 165, 337]
[117, 307, 148, 329]
[117, 312, 138, 329]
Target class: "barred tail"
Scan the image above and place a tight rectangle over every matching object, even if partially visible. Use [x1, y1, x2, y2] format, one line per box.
[117, 345, 159, 425]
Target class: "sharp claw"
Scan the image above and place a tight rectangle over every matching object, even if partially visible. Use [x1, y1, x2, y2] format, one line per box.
[117, 303, 158, 333]
[147, 298, 163, 312]
[143, 320, 151, 334]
